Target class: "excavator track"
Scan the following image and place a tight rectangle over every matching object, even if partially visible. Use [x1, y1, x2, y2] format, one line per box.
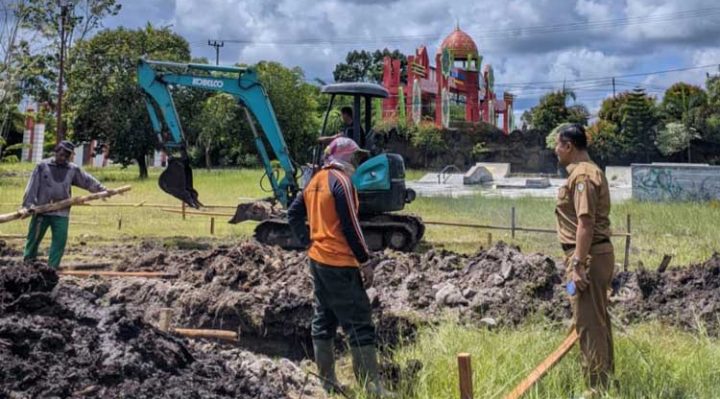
[254, 214, 424, 252]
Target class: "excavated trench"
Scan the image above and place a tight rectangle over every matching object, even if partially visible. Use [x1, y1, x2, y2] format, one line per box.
[2, 238, 720, 397]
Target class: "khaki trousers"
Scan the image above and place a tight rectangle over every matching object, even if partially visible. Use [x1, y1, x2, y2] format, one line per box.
[566, 247, 615, 390]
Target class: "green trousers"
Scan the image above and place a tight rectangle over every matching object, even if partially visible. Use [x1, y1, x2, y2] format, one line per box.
[309, 260, 376, 347]
[23, 214, 69, 269]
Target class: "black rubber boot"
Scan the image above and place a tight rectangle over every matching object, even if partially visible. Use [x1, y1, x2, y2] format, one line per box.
[350, 345, 397, 398]
[313, 339, 342, 393]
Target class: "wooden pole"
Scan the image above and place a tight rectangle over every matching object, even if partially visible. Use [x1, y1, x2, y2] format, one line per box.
[511, 207, 516, 239]
[503, 329, 579, 399]
[457, 353, 474, 399]
[181, 202, 186, 220]
[59, 270, 178, 279]
[423, 220, 631, 238]
[624, 214, 632, 272]
[210, 217, 215, 235]
[172, 328, 238, 342]
[0, 186, 132, 224]
[158, 308, 173, 332]
[117, 217, 122, 230]
[487, 233, 492, 248]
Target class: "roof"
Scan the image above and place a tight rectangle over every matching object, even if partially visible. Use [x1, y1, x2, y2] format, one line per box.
[321, 82, 389, 98]
[438, 27, 479, 60]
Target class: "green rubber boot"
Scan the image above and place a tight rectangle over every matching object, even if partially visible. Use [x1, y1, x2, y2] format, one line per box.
[350, 345, 397, 398]
[313, 339, 342, 394]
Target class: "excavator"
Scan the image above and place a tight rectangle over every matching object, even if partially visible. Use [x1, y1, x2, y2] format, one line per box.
[137, 59, 424, 251]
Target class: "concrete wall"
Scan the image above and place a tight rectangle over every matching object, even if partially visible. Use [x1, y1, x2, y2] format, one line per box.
[632, 163, 720, 201]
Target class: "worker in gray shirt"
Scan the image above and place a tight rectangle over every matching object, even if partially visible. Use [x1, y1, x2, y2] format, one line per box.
[21, 140, 106, 268]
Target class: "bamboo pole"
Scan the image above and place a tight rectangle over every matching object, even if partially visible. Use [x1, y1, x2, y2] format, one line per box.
[503, 329, 579, 399]
[0, 186, 132, 224]
[0, 234, 25, 239]
[160, 208, 235, 218]
[172, 328, 238, 342]
[457, 353, 474, 399]
[423, 220, 632, 237]
[59, 270, 178, 279]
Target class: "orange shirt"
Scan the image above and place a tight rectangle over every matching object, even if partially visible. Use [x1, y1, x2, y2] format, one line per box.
[287, 167, 369, 267]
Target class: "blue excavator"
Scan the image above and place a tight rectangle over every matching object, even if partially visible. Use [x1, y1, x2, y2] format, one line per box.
[137, 59, 423, 251]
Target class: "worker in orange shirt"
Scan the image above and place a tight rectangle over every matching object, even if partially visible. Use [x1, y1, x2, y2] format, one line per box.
[288, 137, 393, 397]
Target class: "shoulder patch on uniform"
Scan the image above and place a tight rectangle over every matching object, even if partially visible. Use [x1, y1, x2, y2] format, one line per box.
[577, 182, 585, 192]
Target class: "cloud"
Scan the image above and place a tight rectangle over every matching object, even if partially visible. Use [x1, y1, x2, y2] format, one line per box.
[105, 0, 720, 114]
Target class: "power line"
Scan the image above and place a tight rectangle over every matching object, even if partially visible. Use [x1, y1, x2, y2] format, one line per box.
[207, 7, 720, 46]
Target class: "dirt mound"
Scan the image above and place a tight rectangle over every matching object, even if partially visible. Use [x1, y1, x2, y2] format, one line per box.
[613, 252, 720, 334]
[0, 240, 22, 258]
[62, 241, 720, 362]
[0, 261, 324, 398]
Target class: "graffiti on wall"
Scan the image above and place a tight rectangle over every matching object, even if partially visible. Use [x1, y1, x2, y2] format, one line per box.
[633, 166, 720, 201]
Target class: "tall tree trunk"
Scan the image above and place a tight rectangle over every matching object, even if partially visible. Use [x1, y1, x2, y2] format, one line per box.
[137, 155, 148, 179]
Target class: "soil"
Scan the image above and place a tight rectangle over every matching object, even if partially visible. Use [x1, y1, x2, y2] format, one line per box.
[0, 259, 324, 399]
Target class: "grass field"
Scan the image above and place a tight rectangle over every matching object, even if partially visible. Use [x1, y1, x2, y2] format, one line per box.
[2, 163, 718, 267]
[2, 163, 720, 398]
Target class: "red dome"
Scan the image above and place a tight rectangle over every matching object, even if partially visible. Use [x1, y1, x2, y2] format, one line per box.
[438, 27, 478, 60]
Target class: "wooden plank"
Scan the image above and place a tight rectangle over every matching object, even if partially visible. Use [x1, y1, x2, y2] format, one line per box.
[658, 254, 672, 273]
[457, 353, 474, 399]
[59, 262, 113, 270]
[59, 270, 178, 279]
[503, 329, 579, 399]
[0, 186, 132, 224]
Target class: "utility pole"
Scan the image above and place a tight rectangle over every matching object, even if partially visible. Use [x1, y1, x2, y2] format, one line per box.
[56, 1, 69, 143]
[612, 77, 616, 99]
[208, 40, 224, 66]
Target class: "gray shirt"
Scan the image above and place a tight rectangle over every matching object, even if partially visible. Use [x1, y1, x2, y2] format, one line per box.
[22, 158, 106, 217]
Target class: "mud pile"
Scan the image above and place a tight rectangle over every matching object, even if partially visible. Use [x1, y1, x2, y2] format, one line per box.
[0, 239, 21, 258]
[101, 240, 720, 341]
[0, 260, 324, 398]
[613, 253, 720, 334]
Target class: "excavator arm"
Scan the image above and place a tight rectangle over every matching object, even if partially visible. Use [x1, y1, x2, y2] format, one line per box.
[137, 59, 299, 209]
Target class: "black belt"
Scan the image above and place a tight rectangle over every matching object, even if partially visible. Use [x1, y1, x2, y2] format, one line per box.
[561, 238, 610, 252]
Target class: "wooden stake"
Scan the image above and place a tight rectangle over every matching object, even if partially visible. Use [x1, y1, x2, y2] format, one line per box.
[503, 329, 579, 399]
[623, 214, 632, 272]
[511, 207, 516, 239]
[158, 308, 173, 332]
[181, 202, 186, 220]
[457, 353, 474, 399]
[117, 217, 122, 230]
[210, 217, 215, 235]
[59, 270, 178, 279]
[658, 254, 672, 273]
[487, 233, 492, 248]
[0, 186, 132, 224]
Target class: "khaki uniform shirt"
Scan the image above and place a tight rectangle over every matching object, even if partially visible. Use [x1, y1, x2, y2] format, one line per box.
[555, 161, 612, 251]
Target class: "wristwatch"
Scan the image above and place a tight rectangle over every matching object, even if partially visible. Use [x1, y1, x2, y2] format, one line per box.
[571, 256, 585, 268]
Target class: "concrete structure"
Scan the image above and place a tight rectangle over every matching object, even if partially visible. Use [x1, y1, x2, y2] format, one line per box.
[605, 166, 632, 187]
[463, 164, 493, 185]
[632, 163, 720, 201]
[21, 109, 45, 163]
[474, 162, 511, 179]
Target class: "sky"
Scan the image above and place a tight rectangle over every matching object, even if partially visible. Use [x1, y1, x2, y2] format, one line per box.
[103, 0, 720, 118]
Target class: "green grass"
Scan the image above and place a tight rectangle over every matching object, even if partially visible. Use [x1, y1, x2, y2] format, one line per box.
[376, 321, 720, 399]
[2, 163, 719, 267]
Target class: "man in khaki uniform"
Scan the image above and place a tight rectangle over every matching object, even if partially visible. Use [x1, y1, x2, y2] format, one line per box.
[554, 124, 614, 396]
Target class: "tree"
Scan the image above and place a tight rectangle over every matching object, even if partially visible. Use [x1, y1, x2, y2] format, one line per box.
[621, 87, 659, 162]
[656, 122, 699, 159]
[333, 48, 407, 83]
[528, 89, 586, 134]
[661, 82, 707, 123]
[255, 61, 321, 162]
[586, 119, 623, 164]
[67, 25, 190, 178]
[21, 0, 121, 141]
[195, 93, 238, 170]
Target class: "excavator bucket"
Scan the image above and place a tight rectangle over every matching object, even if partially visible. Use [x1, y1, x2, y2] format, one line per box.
[159, 157, 203, 209]
[229, 199, 281, 224]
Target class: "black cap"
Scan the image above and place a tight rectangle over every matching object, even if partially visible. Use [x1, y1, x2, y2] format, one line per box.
[56, 140, 75, 153]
